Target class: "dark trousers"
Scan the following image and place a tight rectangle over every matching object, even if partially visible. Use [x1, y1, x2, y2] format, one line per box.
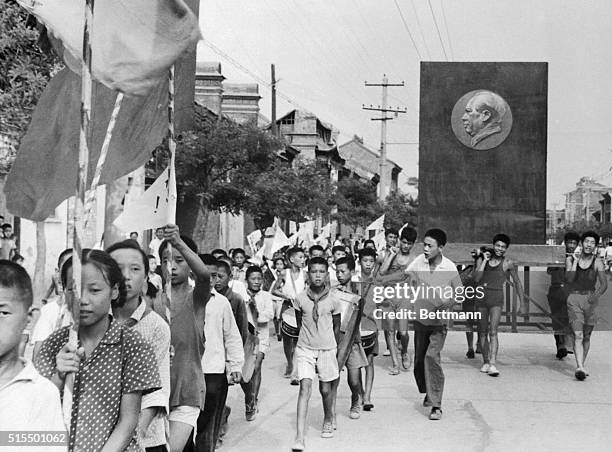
[413, 322, 447, 408]
[548, 286, 570, 347]
[146, 446, 168, 452]
[184, 374, 229, 452]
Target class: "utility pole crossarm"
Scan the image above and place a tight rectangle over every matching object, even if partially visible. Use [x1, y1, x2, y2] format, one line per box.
[362, 75, 407, 201]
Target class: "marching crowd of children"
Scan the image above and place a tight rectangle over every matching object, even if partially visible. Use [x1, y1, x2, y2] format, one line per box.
[0, 223, 608, 451]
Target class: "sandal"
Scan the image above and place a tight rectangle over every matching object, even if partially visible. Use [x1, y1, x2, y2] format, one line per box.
[388, 366, 400, 376]
[401, 353, 411, 371]
[321, 422, 334, 438]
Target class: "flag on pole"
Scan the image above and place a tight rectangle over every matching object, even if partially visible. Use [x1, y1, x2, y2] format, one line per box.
[17, 0, 201, 96]
[366, 214, 385, 232]
[372, 229, 387, 251]
[113, 168, 177, 232]
[247, 230, 263, 255]
[270, 227, 291, 256]
[4, 68, 167, 221]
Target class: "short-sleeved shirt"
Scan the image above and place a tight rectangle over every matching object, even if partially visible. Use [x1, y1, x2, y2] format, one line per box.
[123, 300, 171, 449]
[0, 359, 66, 452]
[31, 296, 72, 343]
[35, 318, 161, 452]
[294, 288, 343, 351]
[406, 254, 462, 327]
[169, 289, 206, 409]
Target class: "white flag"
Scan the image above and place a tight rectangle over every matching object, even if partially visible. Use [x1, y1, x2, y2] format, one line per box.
[270, 227, 291, 256]
[372, 230, 386, 251]
[247, 230, 262, 255]
[113, 168, 176, 232]
[366, 214, 385, 232]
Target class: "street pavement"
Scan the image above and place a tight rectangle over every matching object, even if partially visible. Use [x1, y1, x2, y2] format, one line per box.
[220, 330, 612, 452]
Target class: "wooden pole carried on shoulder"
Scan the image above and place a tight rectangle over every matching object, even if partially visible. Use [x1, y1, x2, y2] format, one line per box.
[63, 0, 94, 427]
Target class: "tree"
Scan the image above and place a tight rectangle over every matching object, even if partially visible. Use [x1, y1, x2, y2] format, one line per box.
[383, 191, 418, 231]
[245, 158, 336, 229]
[0, 1, 60, 302]
[0, 1, 59, 144]
[333, 177, 383, 229]
[159, 106, 337, 232]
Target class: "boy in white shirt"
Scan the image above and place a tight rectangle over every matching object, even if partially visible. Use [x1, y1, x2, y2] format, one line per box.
[195, 255, 244, 451]
[0, 261, 66, 450]
[240, 265, 274, 421]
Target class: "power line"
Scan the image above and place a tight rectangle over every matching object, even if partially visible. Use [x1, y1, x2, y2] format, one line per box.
[410, 0, 432, 60]
[440, 0, 454, 61]
[392, 0, 422, 60]
[427, 0, 448, 61]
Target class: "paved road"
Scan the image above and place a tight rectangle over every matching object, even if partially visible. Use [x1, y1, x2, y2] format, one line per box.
[220, 330, 612, 452]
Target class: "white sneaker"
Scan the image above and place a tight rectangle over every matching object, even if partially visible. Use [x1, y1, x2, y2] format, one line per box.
[487, 365, 500, 377]
[480, 363, 490, 373]
[383, 349, 391, 357]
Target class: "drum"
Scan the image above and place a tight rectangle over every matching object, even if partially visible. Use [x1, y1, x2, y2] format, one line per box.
[360, 332, 378, 355]
[281, 308, 299, 339]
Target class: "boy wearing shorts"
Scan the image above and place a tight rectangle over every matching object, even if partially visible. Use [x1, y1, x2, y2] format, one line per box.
[292, 257, 343, 451]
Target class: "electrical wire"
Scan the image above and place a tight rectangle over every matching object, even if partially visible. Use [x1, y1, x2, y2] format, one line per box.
[392, 0, 423, 60]
[427, 0, 448, 61]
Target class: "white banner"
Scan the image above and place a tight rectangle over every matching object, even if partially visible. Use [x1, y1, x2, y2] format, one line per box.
[113, 168, 176, 232]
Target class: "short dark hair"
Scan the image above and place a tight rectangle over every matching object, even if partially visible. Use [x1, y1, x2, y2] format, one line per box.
[106, 239, 149, 274]
[308, 244, 324, 255]
[199, 253, 218, 266]
[246, 265, 263, 279]
[0, 260, 33, 307]
[331, 245, 346, 255]
[287, 247, 304, 260]
[581, 230, 600, 245]
[335, 256, 356, 271]
[385, 228, 398, 237]
[492, 233, 511, 247]
[130, 231, 138, 236]
[216, 259, 232, 274]
[146, 254, 156, 260]
[363, 239, 376, 248]
[231, 248, 246, 258]
[159, 235, 198, 261]
[11, 253, 24, 263]
[400, 226, 417, 243]
[2, 223, 12, 230]
[358, 247, 377, 260]
[57, 248, 73, 268]
[273, 256, 286, 267]
[564, 231, 580, 243]
[424, 228, 447, 247]
[211, 248, 228, 257]
[307, 256, 328, 271]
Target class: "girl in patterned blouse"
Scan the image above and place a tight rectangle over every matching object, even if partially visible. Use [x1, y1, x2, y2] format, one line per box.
[35, 250, 161, 452]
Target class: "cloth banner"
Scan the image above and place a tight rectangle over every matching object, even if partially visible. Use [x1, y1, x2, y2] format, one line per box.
[366, 214, 385, 232]
[18, 0, 201, 96]
[4, 68, 167, 221]
[113, 168, 176, 232]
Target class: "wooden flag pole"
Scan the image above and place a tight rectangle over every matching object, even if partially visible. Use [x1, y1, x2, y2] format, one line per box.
[165, 66, 177, 323]
[83, 92, 124, 230]
[63, 0, 94, 427]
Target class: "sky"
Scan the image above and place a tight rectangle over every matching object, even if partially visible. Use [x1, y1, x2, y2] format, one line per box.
[197, 0, 612, 208]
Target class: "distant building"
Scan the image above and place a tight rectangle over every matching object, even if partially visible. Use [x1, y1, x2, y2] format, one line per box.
[195, 62, 224, 115]
[546, 208, 566, 238]
[195, 62, 263, 125]
[338, 135, 401, 196]
[222, 83, 261, 125]
[564, 177, 612, 224]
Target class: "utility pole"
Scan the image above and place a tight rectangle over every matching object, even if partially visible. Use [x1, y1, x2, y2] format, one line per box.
[271, 64, 277, 136]
[363, 75, 407, 200]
